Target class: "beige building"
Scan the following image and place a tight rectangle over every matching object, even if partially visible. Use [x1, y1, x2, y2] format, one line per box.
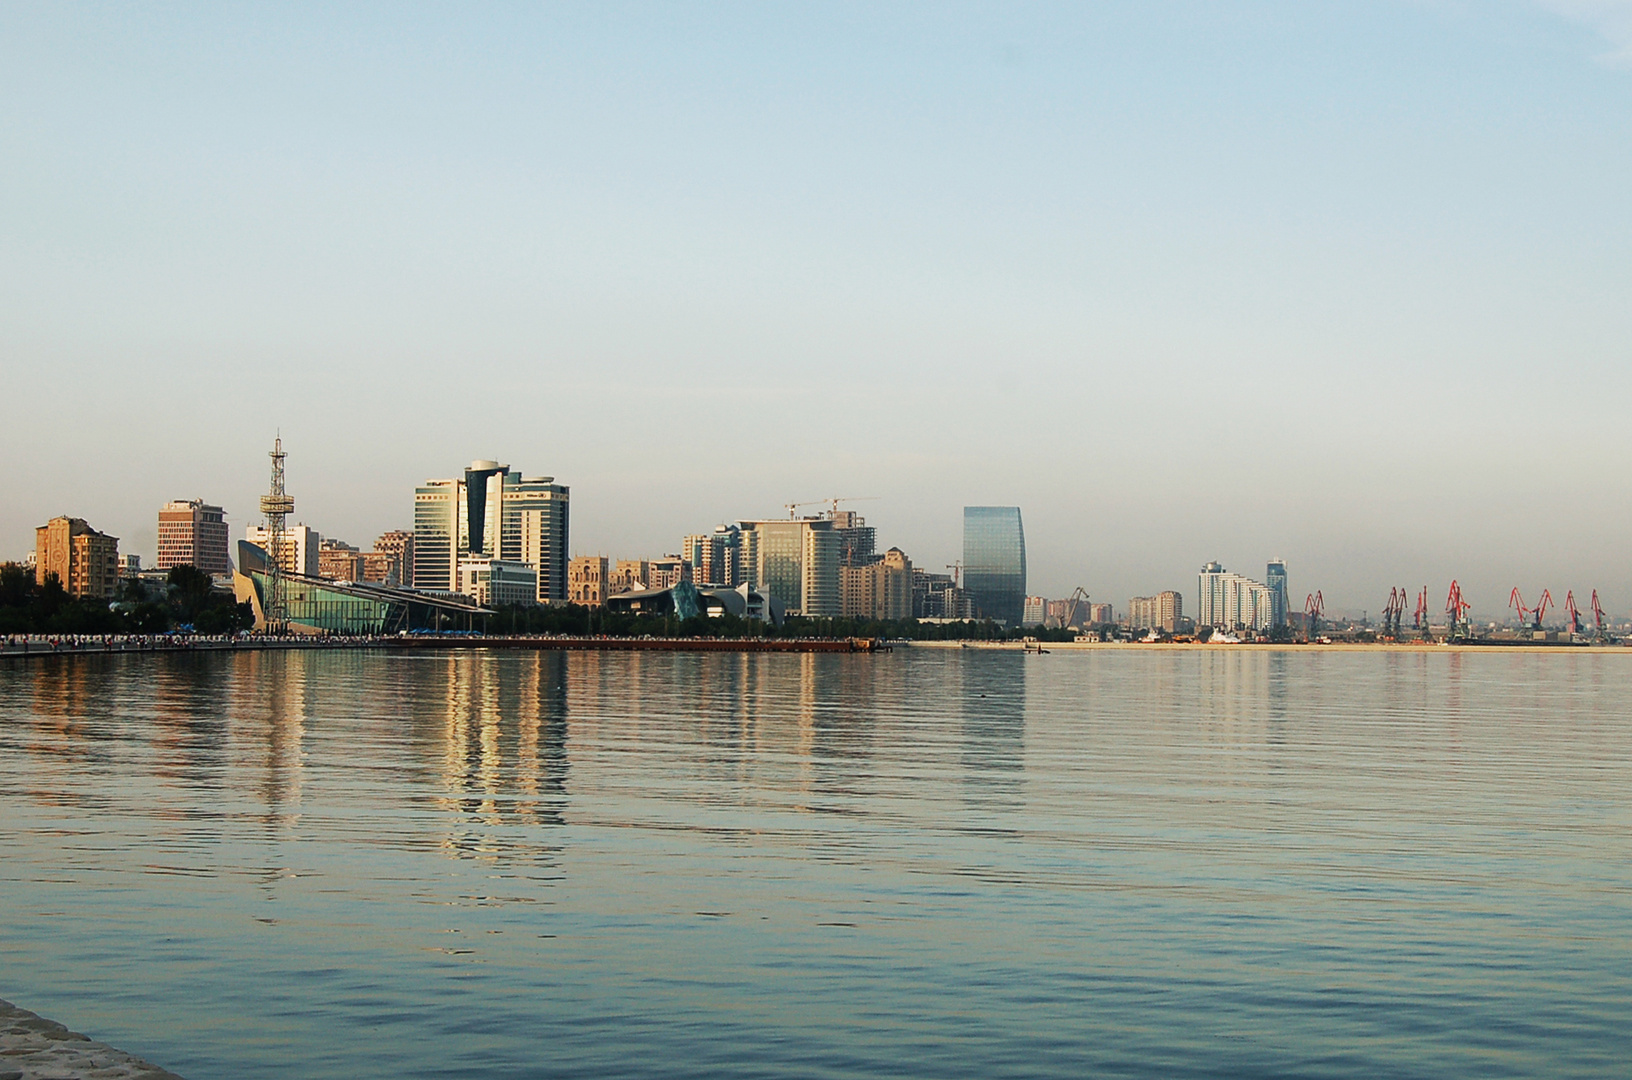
[841, 548, 913, 621]
[646, 556, 691, 591]
[35, 516, 120, 599]
[738, 518, 841, 617]
[317, 538, 362, 581]
[610, 559, 651, 594]
[373, 530, 414, 587]
[569, 556, 610, 607]
[156, 499, 230, 575]
[1128, 590, 1184, 632]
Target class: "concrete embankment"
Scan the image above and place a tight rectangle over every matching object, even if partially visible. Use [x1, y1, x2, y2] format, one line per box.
[0, 998, 183, 1080]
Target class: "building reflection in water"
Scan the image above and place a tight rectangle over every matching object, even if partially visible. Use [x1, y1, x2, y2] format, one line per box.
[957, 650, 1027, 809]
[408, 651, 570, 868]
[234, 649, 309, 832]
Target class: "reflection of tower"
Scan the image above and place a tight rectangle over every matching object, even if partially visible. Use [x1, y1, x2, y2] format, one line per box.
[259, 435, 296, 630]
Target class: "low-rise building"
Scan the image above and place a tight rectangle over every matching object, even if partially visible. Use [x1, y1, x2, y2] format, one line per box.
[610, 559, 651, 594]
[569, 556, 610, 607]
[647, 557, 691, 591]
[317, 538, 362, 581]
[458, 557, 538, 607]
[34, 516, 119, 599]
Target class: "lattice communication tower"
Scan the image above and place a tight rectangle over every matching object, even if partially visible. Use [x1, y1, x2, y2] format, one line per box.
[259, 435, 295, 630]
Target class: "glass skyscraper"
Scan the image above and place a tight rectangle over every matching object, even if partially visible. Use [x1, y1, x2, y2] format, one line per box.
[962, 506, 1026, 625]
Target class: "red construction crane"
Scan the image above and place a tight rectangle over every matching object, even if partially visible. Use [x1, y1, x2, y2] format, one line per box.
[1446, 581, 1471, 636]
[1304, 591, 1324, 639]
[1532, 589, 1553, 630]
[1565, 591, 1584, 635]
[1510, 588, 1530, 626]
[1413, 587, 1429, 631]
[1592, 590, 1607, 636]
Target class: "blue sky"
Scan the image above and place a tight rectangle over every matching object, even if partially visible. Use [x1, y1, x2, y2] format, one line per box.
[3, 1, 1629, 616]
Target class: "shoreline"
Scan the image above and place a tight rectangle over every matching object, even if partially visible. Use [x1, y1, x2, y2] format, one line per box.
[907, 639, 1632, 653]
[0, 997, 183, 1080]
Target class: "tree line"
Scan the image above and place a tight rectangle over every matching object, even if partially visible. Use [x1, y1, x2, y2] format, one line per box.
[0, 563, 254, 635]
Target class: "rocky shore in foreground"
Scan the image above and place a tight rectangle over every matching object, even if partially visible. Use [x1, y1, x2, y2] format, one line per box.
[0, 999, 182, 1080]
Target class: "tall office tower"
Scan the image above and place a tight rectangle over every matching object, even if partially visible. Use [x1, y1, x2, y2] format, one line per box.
[374, 530, 414, 587]
[683, 525, 743, 587]
[1198, 562, 1275, 631]
[34, 516, 119, 599]
[963, 506, 1027, 625]
[245, 523, 321, 577]
[1266, 560, 1289, 628]
[156, 499, 231, 575]
[413, 461, 570, 601]
[738, 518, 841, 616]
[827, 510, 877, 567]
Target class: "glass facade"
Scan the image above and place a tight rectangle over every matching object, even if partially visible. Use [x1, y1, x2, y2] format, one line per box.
[1266, 560, 1289, 628]
[963, 507, 1026, 625]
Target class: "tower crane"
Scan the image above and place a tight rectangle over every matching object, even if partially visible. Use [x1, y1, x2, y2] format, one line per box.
[783, 496, 878, 519]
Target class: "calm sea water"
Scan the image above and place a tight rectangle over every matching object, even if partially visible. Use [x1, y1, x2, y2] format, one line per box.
[2, 647, 1630, 1078]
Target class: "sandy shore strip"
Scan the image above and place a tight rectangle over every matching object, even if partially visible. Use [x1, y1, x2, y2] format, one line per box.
[904, 638, 1631, 653]
[0, 999, 183, 1080]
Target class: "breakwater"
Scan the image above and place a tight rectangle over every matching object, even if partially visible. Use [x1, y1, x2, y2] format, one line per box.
[0, 998, 183, 1080]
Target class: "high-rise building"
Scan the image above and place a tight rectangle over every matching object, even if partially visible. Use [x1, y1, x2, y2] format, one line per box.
[156, 499, 230, 575]
[568, 556, 610, 606]
[1198, 562, 1274, 631]
[458, 557, 538, 607]
[682, 525, 743, 587]
[738, 518, 841, 616]
[963, 506, 1026, 625]
[34, 517, 119, 599]
[1266, 560, 1289, 628]
[1022, 596, 1049, 627]
[841, 547, 913, 620]
[1128, 591, 1184, 632]
[246, 523, 321, 577]
[912, 568, 970, 619]
[1089, 602, 1114, 625]
[413, 460, 569, 602]
[373, 530, 414, 587]
[827, 510, 877, 567]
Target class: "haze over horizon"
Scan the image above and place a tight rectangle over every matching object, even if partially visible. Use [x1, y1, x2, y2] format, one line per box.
[4, 1, 1629, 617]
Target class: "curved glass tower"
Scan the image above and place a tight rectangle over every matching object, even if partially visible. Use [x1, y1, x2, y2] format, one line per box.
[963, 506, 1026, 625]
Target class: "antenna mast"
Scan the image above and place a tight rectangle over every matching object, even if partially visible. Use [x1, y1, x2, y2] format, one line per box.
[259, 434, 295, 631]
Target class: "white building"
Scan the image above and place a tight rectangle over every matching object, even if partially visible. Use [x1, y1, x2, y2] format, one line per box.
[458, 557, 538, 607]
[1198, 562, 1274, 631]
[1022, 596, 1049, 627]
[246, 523, 320, 578]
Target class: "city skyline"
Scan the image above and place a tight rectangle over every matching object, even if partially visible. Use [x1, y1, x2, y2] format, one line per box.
[4, 3, 1630, 613]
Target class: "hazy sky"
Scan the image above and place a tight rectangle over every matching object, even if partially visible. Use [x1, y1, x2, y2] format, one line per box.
[3, 1, 1629, 618]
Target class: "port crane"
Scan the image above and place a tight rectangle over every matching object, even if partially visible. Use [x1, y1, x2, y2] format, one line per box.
[1446, 581, 1472, 641]
[1381, 587, 1407, 639]
[1593, 590, 1609, 640]
[1413, 586, 1429, 635]
[1058, 586, 1091, 630]
[1564, 591, 1585, 636]
[1304, 591, 1324, 640]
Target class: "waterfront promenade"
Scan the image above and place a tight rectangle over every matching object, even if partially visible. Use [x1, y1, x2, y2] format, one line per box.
[0, 633, 883, 661]
[0, 998, 182, 1080]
